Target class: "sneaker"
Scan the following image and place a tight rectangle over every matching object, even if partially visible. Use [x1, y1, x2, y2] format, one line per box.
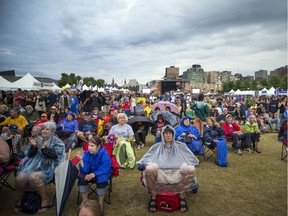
[137, 145, 141, 150]
[244, 148, 253, 153]
[140, 143, 145, 148]
[236, 149, 242, 155]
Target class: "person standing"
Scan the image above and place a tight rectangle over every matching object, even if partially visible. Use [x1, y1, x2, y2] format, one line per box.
[191, 94, 209, 136]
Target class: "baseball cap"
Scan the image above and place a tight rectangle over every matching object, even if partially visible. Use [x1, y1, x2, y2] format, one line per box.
[226, 114, 232, 118]
[9, 124, 18, 133]
[41, 113, 47, 117]
[50, 106, 56, 109]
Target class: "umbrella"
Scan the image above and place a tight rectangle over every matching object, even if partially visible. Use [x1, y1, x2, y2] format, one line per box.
[150, 111, 180, 127]
[55, 160, 79, 216]
[151, 101, 179, 114]
[127, 116, 154, 126]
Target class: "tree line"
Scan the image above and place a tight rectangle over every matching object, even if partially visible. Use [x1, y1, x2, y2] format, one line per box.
[221, 76, 288, 93]
[57, 73, 105, 88]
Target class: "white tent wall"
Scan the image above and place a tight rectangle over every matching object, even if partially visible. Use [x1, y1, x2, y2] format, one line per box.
[0, 76, 12, 89]
[8, 73, 41, 90]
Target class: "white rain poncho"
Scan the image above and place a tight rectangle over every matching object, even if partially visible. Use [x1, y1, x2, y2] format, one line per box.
[137, 125, 199, 193]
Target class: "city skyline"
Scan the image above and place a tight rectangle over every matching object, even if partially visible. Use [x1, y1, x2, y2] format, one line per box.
[0, 0, 287, 84]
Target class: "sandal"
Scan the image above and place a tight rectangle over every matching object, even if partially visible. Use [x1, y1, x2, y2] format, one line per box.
[255, 148, 261, 153]
[37, 200, 53, 213]
[14, 201, 22, 213]
[148, 198, 156, 212]
[179, 198, 188, 212]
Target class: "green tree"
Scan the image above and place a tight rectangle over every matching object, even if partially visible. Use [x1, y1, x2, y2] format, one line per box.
[83, 77, 98, 87]
[249, 80, 259, 90]
[259, 78, 268, 88]
[234, 80, 242, 90]
[268, 76, 280, 89]
[279, 75, 287, 90]
[95, 79, 105, 88]
[57, 73, 81, 87]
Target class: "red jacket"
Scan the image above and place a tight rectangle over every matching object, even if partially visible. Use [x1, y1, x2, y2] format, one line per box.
[222, 122, 241, 138]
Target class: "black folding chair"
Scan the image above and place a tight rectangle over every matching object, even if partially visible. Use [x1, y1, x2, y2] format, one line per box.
[0, 155, 19, 191]
[281, 143, 287, 160]
[202, 140, 216, 161]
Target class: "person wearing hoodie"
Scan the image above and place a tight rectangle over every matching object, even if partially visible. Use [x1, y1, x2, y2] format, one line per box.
[191, 94, 209, 136]
[76, 135, 112, 211]
[175, 117, 204, 156]
[137, 125, 199, 212]
[56, 111, 79, 140]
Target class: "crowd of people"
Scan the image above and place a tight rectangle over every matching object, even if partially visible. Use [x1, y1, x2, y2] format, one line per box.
[0, 87, 287, 214]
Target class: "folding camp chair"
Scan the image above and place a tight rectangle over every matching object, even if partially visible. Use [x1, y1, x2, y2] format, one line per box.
[281, 139, 287, 160]
[0, 155, 19, 191]
[75, 143, 121, 205]
[202, 140, 216, 161]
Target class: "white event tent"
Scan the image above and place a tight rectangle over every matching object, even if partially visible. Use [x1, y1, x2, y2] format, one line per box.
[0, 76, 12, 90]
[8, 73, 41, 90]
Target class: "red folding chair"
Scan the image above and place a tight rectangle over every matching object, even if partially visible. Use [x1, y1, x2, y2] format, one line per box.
[74, 142, 121, 204]
[0, 156, 20, 191]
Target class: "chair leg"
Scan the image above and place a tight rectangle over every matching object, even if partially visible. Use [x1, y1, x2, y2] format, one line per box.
[0, 171, 16, 191]
[104, 178, 112, 204]
[77, 191, 81, 205]
[203, 145, 215, 161]
[281, 144, 287, 160]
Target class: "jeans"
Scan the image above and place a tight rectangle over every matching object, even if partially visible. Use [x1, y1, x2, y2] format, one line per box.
[265, 118, 280, 130]
[230, 133, 252, 149]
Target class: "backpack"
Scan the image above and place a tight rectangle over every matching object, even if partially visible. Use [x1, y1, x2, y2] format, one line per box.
[21, 191, 42, 214]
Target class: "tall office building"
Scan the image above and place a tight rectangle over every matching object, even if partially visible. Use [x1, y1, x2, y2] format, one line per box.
[255, 69, 268, 81]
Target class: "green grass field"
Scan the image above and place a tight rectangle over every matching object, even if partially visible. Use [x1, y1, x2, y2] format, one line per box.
[1, 132, 287, 216]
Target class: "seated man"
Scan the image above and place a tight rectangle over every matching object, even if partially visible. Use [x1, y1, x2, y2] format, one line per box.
[0, 108, 27, 136]
[22, 105, 40, 136]
[34, 113, 50, 126]
[137, 125, 199, 212]
[1, 124, 22, 156]
[259, 108, 280, 132]
[216, 107, 229, 125]
[76, 112, 97, 143]
[222, 114, 253, 155]
[132, 121, 149, 150]
[244, 115, 262, 153]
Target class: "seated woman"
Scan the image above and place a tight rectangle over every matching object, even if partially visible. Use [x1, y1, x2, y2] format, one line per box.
[15, 122, 65, 213]
[175, 117, 204, 156]
[203, 117, 228, 167]
[109, 113, 135, 169]
[244, 115, 262, 153]
[77, 135, 112, 211]
[137, 125, 199, 212]
[151, 113, 170, 143]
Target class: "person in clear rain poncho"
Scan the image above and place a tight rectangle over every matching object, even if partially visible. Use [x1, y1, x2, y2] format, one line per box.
[137, 125, 199, 212]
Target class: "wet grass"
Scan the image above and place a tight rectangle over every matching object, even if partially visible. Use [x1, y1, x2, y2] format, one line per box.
[1, 132, 287, 216]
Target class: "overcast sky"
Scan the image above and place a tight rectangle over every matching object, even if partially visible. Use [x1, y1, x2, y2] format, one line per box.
[0, 0, 287, 85]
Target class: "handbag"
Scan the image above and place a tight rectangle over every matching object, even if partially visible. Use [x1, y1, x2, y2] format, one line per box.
[184, 135, 192, 144]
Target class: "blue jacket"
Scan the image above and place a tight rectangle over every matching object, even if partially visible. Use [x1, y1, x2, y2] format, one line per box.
[80, 147, 112, 184]
[56, 111, 79, 132]
[203, 125, 225, 143]
[175, 118, 201, 142]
